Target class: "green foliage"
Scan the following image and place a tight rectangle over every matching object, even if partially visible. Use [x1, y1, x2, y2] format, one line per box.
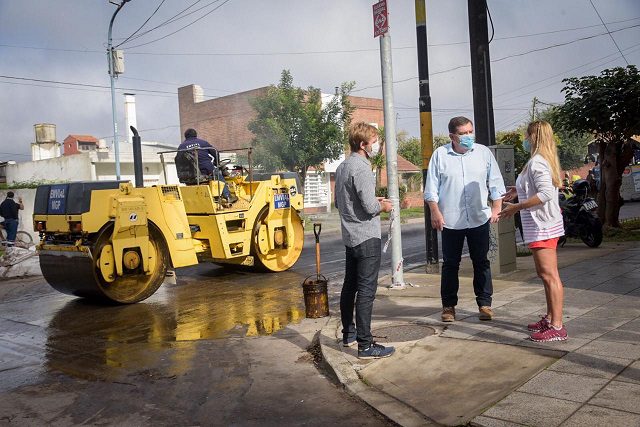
[0, 180, 65, 189]
[556, 66, 640, 144]
[539, 108, 590, 170]
[375, 184, 407, 203]
[496, 130, 529, 174]
[397, 136, 421, 167]
[248, 70, 355, 185]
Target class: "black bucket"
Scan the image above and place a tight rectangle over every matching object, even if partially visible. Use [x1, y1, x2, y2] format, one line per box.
[302, 275, 329, 318]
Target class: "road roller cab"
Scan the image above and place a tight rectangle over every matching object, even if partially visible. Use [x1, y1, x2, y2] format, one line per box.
[34, 156, 305, 304]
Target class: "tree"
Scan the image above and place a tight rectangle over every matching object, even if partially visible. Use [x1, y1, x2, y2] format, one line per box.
[496, 130, 529, 174]
[248, 70, 354, 187]
[556, 66, 640, 227]
[539, 108, 590, 171]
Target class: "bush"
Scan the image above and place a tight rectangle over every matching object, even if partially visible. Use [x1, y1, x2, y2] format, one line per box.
[375, 185, 407, 204]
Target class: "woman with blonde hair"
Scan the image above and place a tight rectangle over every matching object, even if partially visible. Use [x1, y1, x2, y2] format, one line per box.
[500, 120, 567, 342]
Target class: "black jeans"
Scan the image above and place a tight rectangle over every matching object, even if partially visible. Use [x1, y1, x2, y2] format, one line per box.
[340, 238, 381, 350]
[441, 221, 492, 308]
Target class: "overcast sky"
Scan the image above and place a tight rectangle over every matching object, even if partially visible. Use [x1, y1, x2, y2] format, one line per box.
[1, 0, 639, 162]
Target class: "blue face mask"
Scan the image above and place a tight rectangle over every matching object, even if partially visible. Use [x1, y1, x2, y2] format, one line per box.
[458, 134, 475, 150]
[523, 139, 531, 152]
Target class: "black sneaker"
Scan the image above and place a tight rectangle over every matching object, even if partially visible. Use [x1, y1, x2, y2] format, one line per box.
[342, 334, 357, 347]
[358, 342, 395, 359]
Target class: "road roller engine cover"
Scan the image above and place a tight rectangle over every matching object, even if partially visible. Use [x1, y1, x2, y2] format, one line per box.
[33, 172, 304, 304]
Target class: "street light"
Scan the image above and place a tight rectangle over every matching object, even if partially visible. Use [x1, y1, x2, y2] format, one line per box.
[107, 0, 130, 180]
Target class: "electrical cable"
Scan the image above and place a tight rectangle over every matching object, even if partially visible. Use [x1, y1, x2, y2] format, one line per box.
[589, 0, 630, 65]
[486, 3, 495, 44]
[123, 0, 231, 50]
[114, 0, 166, 48]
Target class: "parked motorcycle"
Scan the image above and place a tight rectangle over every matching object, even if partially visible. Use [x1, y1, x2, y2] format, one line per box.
[558, 179, 603, 248]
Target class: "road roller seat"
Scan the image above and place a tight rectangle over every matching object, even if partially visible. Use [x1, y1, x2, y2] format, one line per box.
[175, 149, 213, 185]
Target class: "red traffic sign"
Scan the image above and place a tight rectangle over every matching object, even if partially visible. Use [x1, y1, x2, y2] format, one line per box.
[373, 0, 388, 37]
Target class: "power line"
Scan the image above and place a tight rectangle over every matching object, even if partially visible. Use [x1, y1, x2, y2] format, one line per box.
[118, 0, 212, 45]
[352, 22, 640, 94]
[123, 0, 232, 49]
[3, 16, 640, 57]
[589, 0, 630, 65]
[114, 0, 166, 48]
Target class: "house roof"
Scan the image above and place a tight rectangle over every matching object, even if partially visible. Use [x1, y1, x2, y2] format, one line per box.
[68, 134, 98, 144]
[396, 154, 421, 172]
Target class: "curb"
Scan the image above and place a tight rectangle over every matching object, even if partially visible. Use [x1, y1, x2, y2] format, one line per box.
[319, 317, 439, 427]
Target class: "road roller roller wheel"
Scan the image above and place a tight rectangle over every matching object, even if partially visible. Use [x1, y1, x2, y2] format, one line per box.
[39, 224, 169, 304]
[250, 206, 304, 272]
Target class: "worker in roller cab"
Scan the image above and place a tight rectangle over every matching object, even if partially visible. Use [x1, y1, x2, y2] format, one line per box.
[178, 128, 237, 204]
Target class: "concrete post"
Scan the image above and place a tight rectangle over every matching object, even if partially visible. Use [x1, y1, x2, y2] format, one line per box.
[488, 145, 516, 274]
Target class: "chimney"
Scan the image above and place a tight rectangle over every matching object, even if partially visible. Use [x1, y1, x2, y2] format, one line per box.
[124, 93, 137, 143]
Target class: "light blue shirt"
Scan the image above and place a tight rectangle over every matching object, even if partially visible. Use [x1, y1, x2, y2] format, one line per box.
[424, 143, 506, 230]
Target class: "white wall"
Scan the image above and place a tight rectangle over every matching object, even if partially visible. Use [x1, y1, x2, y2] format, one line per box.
[7, 154, 93, 184]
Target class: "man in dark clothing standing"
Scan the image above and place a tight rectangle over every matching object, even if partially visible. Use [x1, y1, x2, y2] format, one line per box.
[335, 122, 394, 360]
[178, 128, 236, 203]
[0, 192, 24, 246]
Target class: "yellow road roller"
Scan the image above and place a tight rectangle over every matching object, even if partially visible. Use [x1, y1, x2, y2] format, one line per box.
[33, 134, 305, 304]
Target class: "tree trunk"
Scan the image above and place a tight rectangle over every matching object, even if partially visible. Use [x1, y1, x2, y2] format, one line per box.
[597, 140, 634, 228]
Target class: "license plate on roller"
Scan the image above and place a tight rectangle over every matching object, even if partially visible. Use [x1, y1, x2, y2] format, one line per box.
[274, 193, 290, 209]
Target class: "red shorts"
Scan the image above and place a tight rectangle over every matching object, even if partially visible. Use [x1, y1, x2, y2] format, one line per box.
[528, 237, 559, 249]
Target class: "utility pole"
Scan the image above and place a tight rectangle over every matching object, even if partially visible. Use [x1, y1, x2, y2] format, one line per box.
[108, 0, 130, 180]
[529, 97, 539, 122]
[468, 0, 495, 147]
[374, 0, 405, 287]
[415, 0, 438, 273]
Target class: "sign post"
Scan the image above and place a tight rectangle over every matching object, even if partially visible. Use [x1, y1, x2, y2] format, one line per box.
[374, 0, 405, 288]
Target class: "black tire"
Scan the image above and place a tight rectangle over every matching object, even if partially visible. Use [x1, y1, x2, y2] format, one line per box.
[580, 216, 603, 248]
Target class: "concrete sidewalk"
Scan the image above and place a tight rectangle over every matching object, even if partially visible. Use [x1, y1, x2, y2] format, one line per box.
[320, 241, 640, 426]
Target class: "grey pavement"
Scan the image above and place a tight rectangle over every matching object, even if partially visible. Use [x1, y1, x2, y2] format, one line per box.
[320, 241, 640, 426]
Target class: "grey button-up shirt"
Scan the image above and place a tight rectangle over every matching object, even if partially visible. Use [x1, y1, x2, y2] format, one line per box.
[334, 153, 381, 248]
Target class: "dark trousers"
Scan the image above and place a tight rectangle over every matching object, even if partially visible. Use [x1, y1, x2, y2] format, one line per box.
[4, 219, 18, 244]
[441, 221, 492, 308]
[340, 238, 381, 349]
[203, 168, 231, 199]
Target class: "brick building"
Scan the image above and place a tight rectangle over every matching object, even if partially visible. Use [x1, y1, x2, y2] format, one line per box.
[63, 134, 99, 156]
[177, 84, 388, 212]
[177, 84, 385, 150]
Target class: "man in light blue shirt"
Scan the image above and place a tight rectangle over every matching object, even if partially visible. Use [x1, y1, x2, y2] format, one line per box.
[424, 116, 505, 323]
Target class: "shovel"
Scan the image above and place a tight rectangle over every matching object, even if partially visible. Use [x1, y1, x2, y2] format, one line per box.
[301, 223, 329, 318]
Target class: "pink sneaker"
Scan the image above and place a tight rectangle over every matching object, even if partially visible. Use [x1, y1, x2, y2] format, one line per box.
[530, 325, 568, 342]
[527, 315, 550, 332]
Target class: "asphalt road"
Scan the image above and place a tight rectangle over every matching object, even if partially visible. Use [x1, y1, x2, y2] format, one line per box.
[0, 223, 436, 425]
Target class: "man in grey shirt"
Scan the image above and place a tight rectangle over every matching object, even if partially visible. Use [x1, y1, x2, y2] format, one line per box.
[335, 122, 393, 359]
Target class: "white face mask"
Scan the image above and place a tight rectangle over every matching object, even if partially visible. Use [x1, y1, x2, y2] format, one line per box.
[364, 141, 380, 157]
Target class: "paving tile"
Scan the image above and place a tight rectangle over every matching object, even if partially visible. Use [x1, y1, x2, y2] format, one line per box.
[547, 353, 630, 380]
[599, 329, 640, 344]
[482, 392, 580, 426]
[517, 336, 590, 352]
[618, 318, 640, 332]
[562, 316, 629, 341]
[580, 306, 639, 321]
[517, 370, 609, 402]
[561, 404, 640, 427]
[591, 279, 640, 295]
[589, 381, 640, 414]
[472, 415, 526, 426]
[618, 361, 640, 385]
[576, 339, 640, 360]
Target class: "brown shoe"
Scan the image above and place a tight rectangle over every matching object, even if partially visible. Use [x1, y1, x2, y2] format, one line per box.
[441, 306, 455, 322]
[479, 306, 494, 321]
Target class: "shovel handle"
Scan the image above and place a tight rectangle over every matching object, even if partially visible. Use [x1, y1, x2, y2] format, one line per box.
[313, 223, 321, 243]
[313, 223, 321, 276]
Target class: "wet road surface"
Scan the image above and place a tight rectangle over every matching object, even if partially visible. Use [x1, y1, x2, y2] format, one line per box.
[0, 223, 431, 425]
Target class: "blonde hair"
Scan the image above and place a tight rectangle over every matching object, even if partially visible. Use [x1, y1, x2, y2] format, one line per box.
[527, 120, 562, 188]
[348, 122, 378, 152]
